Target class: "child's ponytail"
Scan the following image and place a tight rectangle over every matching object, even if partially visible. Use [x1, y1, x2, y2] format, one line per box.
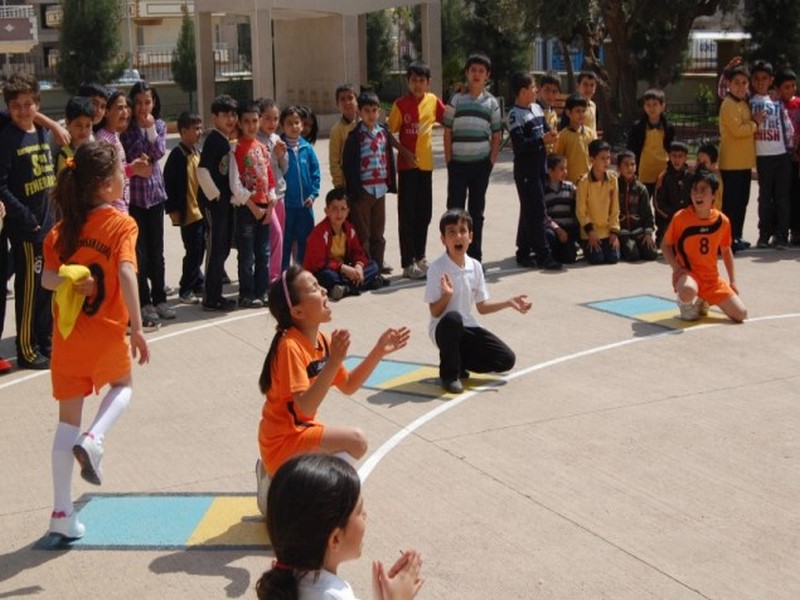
[51, 141, 119, 262]
[258, 265, 303, 394]
[254, 566, 297, 600]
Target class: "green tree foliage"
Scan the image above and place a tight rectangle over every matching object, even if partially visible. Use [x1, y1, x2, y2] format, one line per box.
[744, 0, 800, 69]
[367, 10, 394, 92]
[57, 0, 126, 93]
[171, 6, 197, 110]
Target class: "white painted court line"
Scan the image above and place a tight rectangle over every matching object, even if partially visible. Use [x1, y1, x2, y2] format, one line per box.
[357, 312, 800, 482]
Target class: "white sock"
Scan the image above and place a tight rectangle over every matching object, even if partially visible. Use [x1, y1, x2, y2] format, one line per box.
[52, 423, 80, 514]
[87, 385, 132, 443]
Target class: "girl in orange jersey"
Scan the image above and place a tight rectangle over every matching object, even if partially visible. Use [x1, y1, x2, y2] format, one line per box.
[42, 141, 150, 540]
[255, 265, 409, 516]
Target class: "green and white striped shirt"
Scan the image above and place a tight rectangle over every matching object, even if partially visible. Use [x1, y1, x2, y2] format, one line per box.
[443, 90, 502, 163]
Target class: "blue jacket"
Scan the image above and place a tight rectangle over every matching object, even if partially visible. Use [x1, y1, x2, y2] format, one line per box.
[280, 135, 320, 208]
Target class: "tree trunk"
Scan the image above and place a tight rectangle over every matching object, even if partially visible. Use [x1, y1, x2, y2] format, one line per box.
[599, 0, 639, 139]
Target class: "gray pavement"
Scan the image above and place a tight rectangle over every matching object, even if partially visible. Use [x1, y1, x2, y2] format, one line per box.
[1, 131, 799, 599]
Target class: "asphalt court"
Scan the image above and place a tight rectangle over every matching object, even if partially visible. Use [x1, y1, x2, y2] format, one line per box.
[2, 133, 800, 599]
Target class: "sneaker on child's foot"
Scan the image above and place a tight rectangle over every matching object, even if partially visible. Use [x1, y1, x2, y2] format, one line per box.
[49, 510, 85, 539]
[416, 258, 429, 273]
[73, 433, 104, 485]
[0, 356, 11, 374]
[141, 305, 161, 331]
[678, 301, 700, 321]
[178, 291, 200, 305]
[402, 262, 426, 280]
[330, 284, 347, 301]
[255, 459, 270, 517]
[694, 298, 710, 317]
[155, 302, 176, 320]
[441, 378, 464, 394]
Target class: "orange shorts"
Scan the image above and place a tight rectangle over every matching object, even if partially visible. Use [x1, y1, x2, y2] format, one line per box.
[51, 340, 131, 400]
[261, 423, 325, 477]
[690, 273, 735, 306]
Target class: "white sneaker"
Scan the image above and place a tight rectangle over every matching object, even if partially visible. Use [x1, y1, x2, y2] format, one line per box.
[255, 459, 270, 517]
[49, 510, 85, 539]
[694, 298, 709, 317]
[416, 258, 429, 273]
[155, 301, 176, 320]
[402, 262, 426, 280]
[678, 301, 700, 321]
[73, 433, 104, 485]
[330, 284, 347, 301]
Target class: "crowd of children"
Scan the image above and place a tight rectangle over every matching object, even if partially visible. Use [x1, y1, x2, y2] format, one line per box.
[3, 50, 797, 597]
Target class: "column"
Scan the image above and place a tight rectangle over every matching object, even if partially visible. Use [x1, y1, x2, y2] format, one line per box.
[421, 2, 443, 97]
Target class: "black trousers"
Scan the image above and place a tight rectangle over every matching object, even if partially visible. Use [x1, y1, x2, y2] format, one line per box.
[720, 169, 752, 240]
[755, 153, 792, 239]
[202, 199, 233, 304]
[446, 159, 493, 262]
[179, 219, 205, 296]
[513, 170, 550, 259]
[434, 311, 515, 382]
[11, 238, 52, 362]
[791, 162, 800, 238]
[129, 203, 166, 307]
[398, 169, 433, 268]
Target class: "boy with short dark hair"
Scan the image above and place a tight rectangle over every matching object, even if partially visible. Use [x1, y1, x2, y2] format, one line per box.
[342, 91, 396, 282]
[164, 111, 205, 305]
[424, 209, 531, 394]
[443, 52, 503, 262]
[388, 61, 446, 280]
[695, 142, 723, 210]
[628, 89, 675, 197]
[616, 150, 657, 262]
[303, 188, 380, 300]
[329, 83, 359, 189]
[77, 82, 109, 128]
[543, 154, 579, 264]
[555, 94, 597, 184]
[197, 94, 238, 311]
[774, 69, 800, 245]
[662, 170, 747, 322]
[538, 71, 561, 139]
[749, 60, 794, 249]
[576, 139, 620, 265]
[507, 71, 561, 270]
[0, 72, 56, 369]
[654, 141, 691, 245]
[56, 97, 95, 174]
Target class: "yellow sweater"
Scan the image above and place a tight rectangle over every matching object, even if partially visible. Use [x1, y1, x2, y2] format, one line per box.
[328, 117, 358, 188]
[718, 96, 757, 170]
[555, 126, 597, 184]
[576, 170, 620, 240]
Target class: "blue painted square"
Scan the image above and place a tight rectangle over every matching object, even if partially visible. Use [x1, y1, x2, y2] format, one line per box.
[586, 295, 675, 318]
[343, 357, 420, 387]
[73, 495, 214, 547]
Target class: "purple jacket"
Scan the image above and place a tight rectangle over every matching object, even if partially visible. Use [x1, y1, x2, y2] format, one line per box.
[120, 118, 167, 208]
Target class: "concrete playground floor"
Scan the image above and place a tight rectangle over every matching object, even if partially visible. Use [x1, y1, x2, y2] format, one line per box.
[1, 131, 799, 599]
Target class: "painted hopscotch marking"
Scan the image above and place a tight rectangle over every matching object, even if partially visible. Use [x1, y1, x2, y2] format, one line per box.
[584, 294, 728, 330]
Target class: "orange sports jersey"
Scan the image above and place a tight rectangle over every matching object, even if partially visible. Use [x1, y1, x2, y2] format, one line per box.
[663, 207, 731, 284]
[259, 327, 348, 475]
[388, 92, 446, 171]
[44, 206, 138, 393]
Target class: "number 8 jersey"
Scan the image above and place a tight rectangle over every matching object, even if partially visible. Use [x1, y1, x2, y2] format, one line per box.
[663, 206, 732, 284]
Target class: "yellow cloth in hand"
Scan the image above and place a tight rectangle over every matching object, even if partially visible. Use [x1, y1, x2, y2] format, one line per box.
[55, 264, 91, 339]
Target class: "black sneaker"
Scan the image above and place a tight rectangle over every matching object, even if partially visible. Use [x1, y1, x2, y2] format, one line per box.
[17, 353, 50, 370]
[772, 235, 788, 250]
[202, 297, 237, 312]
[756, 236, 770, 249]
[537, 255, 563, 270]
[441, 378, 464, 394]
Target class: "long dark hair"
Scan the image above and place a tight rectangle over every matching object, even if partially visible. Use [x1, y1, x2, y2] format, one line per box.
[255, 454, 361, 600]
[98, 89, 126, 131]
[50, 141, 119, 262]
[129, 80, 162, 120]
[258, 265, 304, 394]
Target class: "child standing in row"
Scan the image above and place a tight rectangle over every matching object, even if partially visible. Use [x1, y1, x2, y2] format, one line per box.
[256, 454, 424, 600]
[443, 53, 502, 263]
[329, 84, 359, 190]
[229, 102, 276, 308]
[255, 265, 409, 514]
[281, 106, 320, 269]
[749, 60, 794, 249]
[654, 142, 691, 246]
[0, 72, 56, 369]
[42, 141, 150, 539]
[256, 97, 287, 281]
[56, 97, 95, 175]
[662, 169, 747, 323]
[121, 81, 174, 326]
[629, 89, 674, 198]
[775, 70, 800, 245]
[576, 140, 620, 265]
[555, 94, 596, 185]
[388, 61, 445, 280]
[197, 94, 238, 312]
[425, 209, 530, 395]
[343, 91, 397, 277]
[164, 111, 205, 305]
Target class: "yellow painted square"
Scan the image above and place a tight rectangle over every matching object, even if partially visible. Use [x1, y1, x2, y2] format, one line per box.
[638, 309, 729, 330]
[187, 496, 270, 547]
[374, 366, 501, 398]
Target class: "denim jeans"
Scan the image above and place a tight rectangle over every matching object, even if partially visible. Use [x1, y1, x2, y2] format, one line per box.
[235, 206, 270, 300]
